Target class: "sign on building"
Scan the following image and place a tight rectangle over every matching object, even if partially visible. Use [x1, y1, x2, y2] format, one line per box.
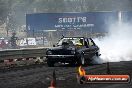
[26, 12, 118, 33]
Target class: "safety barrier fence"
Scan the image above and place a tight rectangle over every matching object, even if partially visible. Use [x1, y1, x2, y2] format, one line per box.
[0, 48, 48, 67]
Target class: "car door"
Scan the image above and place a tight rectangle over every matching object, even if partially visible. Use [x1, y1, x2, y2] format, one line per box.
[82, 38, 91, 59]
[88, 38, 98, 57]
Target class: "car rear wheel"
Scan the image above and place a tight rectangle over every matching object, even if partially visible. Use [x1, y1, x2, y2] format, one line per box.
[47, 59, 54, 67]
[81, 55, 85, 65]
[77, 54, 85, 65]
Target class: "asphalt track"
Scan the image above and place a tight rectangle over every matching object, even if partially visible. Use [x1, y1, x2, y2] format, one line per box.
[0, 61, 132, 88]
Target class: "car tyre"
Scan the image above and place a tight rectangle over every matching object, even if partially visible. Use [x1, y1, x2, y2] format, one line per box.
[77, 54, 85, 66]
[47, 58, 54, 67]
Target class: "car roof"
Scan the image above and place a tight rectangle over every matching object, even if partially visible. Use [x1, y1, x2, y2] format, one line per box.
[62, 37, 90, 39]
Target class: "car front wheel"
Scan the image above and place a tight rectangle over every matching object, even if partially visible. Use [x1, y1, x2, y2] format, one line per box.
[47, 58, 54, 67]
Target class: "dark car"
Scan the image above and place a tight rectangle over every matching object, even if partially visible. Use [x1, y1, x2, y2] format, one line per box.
[46, 37, 101, 67]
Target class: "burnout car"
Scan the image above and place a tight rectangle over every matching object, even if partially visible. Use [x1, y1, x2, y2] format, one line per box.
[46, 37, 101, 67]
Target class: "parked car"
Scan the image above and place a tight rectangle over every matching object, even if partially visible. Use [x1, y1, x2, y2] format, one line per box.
[46, 37, 101, 67]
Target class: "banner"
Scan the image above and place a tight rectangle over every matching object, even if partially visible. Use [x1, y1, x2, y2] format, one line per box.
[26, 12, 118, 33]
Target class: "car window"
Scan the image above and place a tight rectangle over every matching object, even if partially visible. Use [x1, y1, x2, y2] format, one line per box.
[84, 38, 89, 47]
[88, 39, 94, 46]
[58, 38, 84, 46]
[75, 39, 83, 45]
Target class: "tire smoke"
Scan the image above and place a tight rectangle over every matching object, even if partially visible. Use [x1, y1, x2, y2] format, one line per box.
[94, 22, 132, 62]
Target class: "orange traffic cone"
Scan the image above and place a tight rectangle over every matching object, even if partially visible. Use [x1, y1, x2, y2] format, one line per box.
[48, 70, 56, 88]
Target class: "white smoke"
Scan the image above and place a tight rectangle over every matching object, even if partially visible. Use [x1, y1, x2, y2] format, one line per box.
[94, 22, 132, 62]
